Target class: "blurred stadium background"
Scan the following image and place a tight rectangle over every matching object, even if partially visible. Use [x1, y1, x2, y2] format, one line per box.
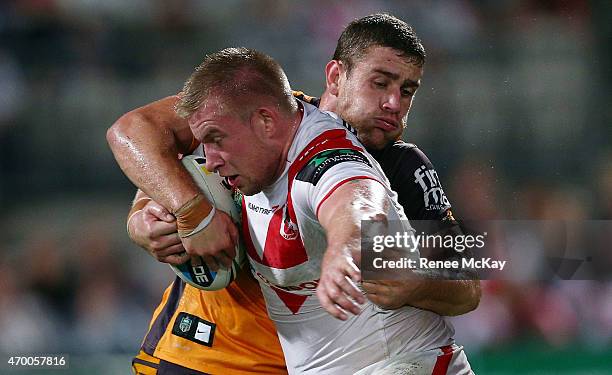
[0, 0, 610, 374]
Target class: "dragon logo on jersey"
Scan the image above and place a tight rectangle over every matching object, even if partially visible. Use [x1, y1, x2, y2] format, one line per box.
[280, 204, 299, 240]
[414, 165, 450, 210]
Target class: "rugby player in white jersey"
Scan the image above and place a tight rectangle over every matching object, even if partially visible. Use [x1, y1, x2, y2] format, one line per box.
[108, 14, 479, 375]
[174, 46, 473, 374]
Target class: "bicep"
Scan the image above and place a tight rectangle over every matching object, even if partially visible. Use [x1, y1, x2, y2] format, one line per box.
[137, 95, 194, 154]
[109, 95, 192, 154]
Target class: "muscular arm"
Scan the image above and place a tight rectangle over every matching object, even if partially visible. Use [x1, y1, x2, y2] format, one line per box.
[365, 143, 481, 315]
[106, 95, 200, 212]
[362, 279, 480, 316]
[411, 279, 480, 315]
[107, 96, 238, 268]
[361, 223, 480, 316]
[316, 179, 389, 320]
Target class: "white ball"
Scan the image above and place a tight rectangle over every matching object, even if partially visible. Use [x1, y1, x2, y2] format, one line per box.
[169, 155, 246, 291]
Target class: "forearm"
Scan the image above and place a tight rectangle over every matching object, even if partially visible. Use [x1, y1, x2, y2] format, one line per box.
[316, 179, 388, 319]
[319, 180, 390, 260]
[408, 279, 481, 316]
[106, 96, 202, 212]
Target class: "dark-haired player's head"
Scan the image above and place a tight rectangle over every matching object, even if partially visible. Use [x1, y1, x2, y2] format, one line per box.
[333, 13, 425, 74]
[324, 13, 426, 149]
[177, 47, 299, 195]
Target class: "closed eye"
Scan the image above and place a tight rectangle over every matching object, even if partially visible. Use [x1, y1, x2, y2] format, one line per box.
[373, 80, 388, 88]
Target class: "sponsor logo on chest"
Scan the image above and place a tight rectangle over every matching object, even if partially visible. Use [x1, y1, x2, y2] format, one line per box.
[248, 202, 278, 215]
[414, 165, 450, 210]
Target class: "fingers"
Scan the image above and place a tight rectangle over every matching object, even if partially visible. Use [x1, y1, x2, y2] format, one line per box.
[199, 250, 234, 271]
[214, 251, 234, 270]
[133, 203, 239, 271]
[147, 232, 181, 252]
[361, 280, 385, 293]
[144, 216, 179, 238]
[148, 237, 188, 265]
[145, 203, 175, 223]
[181, 224, 236, 270]
[194, 254, 215, 272]
[360, 280, 408, 310]
[229, 218, 240, 249]
[197, 254, 235, 272]
[171, 209, 240, 271]
[317, 287, 350, 320]
[153, 242, 186, 258]
[334, 256, 364, 303]
[361, 281, 385, 303]
[321, 278, 363, 317]
[161, 251, 190, 266]
[215, 211, 237, 259]
[317, 256, 366, 320]
[339, 275, 366, 304]
[345, 256, 362, 283]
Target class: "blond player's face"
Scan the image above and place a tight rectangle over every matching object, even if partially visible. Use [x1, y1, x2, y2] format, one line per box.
[335, 46, 423, 150]
[188, 99, 278, 196]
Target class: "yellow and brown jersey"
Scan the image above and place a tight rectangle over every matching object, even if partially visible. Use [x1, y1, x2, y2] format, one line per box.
[134, 271, 286, 374]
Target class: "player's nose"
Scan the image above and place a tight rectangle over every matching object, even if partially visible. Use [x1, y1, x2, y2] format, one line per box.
[203, 146, 224, 173]
[381, 90, 401, 113]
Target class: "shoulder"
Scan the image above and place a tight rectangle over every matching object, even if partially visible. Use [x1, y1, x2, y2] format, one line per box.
[371, 141, 435, 171]
[292, 102, 363, 158]
[372, 141, 453, 220]
[392, 141, 429, 160]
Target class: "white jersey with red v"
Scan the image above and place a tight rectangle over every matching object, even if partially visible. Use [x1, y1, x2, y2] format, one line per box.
[238, 100, 454, 374]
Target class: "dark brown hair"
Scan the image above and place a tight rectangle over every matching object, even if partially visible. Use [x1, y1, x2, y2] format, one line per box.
[333, 13, 426, 74]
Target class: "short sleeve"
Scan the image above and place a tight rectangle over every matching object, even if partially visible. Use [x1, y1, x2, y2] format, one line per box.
[291, 149, 384, 218]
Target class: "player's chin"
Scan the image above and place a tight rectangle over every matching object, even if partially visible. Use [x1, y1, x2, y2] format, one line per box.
[363, 129, 397, 150]
[237, 181, 261, 196]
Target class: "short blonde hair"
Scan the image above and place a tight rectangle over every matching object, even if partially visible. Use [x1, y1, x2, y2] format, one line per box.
[175, 47, 296, 120]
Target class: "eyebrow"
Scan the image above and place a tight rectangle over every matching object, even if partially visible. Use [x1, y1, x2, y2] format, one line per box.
[201, 127, 224, 143]
[372, 69, 420, 88]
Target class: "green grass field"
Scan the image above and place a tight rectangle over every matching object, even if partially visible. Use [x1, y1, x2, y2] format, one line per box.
[469, 339, 612, 374]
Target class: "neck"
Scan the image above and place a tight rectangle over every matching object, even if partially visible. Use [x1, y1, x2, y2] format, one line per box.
[319, 89, 337, 112]
[271, 101, 304, 181]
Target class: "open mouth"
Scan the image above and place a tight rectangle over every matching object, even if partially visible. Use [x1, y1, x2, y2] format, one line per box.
[226, 175, 239, 188]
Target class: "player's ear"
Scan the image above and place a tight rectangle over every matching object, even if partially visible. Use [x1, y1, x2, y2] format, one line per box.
[250, 107, 276, 140]
[325, 60, 342, 97]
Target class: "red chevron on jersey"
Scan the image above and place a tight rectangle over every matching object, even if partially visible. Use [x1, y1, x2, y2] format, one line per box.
[270, 286, 308, 315]
[242, 197, 308, 269]
[252, 269, 314, 314]
[241, 129, 362, 271]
